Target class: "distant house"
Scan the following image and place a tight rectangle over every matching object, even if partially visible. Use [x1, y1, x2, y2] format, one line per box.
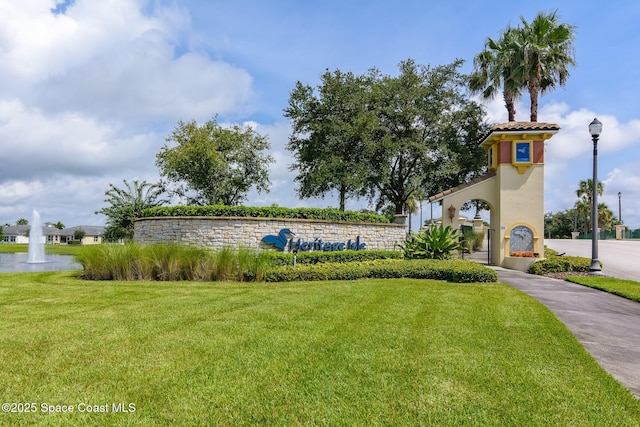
[1, 224, 104, 245]
[60, 225, 105, 245]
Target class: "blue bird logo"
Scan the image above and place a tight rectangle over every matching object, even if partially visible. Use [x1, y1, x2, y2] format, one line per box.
[262, 228, 295, 250]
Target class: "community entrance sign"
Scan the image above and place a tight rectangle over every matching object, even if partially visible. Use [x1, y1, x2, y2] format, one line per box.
[428, 122, 560, 269]
[262, 228, 367, 252]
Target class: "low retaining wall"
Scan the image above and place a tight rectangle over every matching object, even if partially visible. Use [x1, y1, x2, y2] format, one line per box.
[134, 216, 406, 252]
[502, 256, 539, 272]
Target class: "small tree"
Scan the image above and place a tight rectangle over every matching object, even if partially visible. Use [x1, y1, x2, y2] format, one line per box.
[156, 118, 274, 206]
[16, 218, 28, 225]
[96, 179, 167, 242]
[73, 229, 86, 242]
[53, 221, 65, 230]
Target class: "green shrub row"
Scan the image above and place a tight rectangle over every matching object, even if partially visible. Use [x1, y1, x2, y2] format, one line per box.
[262, 249, 402, 267]
[140, 205, 389, 223]
[529, 255, 600, 275]
[264, 259, 498, 283]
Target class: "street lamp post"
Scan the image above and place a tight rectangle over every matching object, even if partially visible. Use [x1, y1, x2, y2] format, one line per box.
[589, 118, 603, 274]
[618, 191, 622, 224]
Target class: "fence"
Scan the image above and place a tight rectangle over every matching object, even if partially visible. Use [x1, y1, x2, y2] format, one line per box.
[578, 228, 640, 240]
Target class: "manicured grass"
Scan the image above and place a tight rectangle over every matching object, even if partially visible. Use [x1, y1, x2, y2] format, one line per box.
[566, 276, 640, 302]
[0, 243, 82, 256]
[1, 272, 639, 426]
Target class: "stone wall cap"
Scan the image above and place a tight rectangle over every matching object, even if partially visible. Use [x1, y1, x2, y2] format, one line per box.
[135, 216, 406, 227]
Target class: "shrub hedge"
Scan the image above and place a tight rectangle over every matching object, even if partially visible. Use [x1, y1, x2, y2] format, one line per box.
[528, 255, 600, 275]
[264, 259, 498, 283]
[140, 205, 389, 223]
[263, 249, 402, 267]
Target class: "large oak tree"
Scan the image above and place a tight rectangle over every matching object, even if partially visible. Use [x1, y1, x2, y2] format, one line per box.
[285, 59, 489, 215]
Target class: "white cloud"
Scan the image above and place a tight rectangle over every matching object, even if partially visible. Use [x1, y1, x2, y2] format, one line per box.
[0, 99, 161, 181]
[0, 180, 43, 204]
[0, 0, 254, 124]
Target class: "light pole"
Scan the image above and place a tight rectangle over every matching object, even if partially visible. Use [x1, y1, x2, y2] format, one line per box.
[618, 191, 622, 223]
[589, 118, 603, 274]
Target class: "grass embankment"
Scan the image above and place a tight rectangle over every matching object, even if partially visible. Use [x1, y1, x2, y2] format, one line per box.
[0, 243, 82, 256]
[567, 276, 640, 302]
[1, 272, 638, 426]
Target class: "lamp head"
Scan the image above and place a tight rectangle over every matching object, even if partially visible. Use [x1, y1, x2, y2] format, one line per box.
[589, 118, 603, 138]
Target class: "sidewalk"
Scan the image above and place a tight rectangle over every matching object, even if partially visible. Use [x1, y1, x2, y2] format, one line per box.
[496, 268, 640, 398]
[466, 243, 640, 398]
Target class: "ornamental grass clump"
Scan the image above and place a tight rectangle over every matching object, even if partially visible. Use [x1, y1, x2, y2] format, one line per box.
[76, 243, 270, 282]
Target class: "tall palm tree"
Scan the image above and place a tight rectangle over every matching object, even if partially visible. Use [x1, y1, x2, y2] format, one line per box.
[574, 197, 591, 234]
[597, 203, 615, 231]
[576, 179, 604, 203]
[515, 10, 576, 122]
[469, 26, 523, 122]
[576, 179, 604, 233]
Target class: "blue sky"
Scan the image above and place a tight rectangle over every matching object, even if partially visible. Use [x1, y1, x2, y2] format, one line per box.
[1, 0, 639, 230]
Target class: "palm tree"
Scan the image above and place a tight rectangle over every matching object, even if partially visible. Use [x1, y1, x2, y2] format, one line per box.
[597, 203, 615, 231]
[515, 10, 576, 122]
[575, 179, 604, 233]
[576, 179, 604, 204]
[403, 197, 419, 232]
[96, 179, 168, 241]
[574, 197, 591, 234]
[469, 26, 523, 122]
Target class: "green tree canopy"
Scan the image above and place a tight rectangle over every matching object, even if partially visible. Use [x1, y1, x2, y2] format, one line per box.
[96, 179, 167, 242]
[544, 209, 577, 238]
[285, 59, 489, 215]
[16, 218, 28, 225]
[285, 70, 374, 210]
[156, 118, 274, 206]
[367, 59, 489, 214]
[73, 228, 86, 241]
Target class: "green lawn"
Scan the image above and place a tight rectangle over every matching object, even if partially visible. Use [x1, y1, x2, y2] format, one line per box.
[567, 275, 640, 302]
[1, 272, 639, 426]
[0, 243, 82, 256]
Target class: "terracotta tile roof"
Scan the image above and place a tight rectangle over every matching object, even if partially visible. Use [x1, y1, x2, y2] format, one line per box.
[479, 121, 560, 147]
[428, 171, 496, 202]
[489, 121, 560, 132]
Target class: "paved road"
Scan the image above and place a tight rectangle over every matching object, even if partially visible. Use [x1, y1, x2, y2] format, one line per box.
[544, 239, 640, 281]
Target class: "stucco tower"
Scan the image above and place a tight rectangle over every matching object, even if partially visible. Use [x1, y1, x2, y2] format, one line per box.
[429, 122, 560, 269]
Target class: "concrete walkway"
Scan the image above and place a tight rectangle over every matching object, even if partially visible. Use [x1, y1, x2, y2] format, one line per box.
[466, 242, 640, 398]
[496, 267, 640, 399]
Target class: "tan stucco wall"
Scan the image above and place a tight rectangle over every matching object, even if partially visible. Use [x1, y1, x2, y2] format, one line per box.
[434, 123, 559, 268]
[496, 164, 544, 258]
[134, 216, 406, 252]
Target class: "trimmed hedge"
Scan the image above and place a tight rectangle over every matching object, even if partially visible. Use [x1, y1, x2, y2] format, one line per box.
[140, 205, 389, 223]
[529, 255, 600, 275]
[264, 259, 498, 283]
[263, 249, 402, 267]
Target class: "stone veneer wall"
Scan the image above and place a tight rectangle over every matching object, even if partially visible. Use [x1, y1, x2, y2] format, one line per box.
[134, 216, 406, 252]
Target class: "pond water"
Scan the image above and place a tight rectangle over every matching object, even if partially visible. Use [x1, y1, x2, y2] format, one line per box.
[0, 253, 81, 273]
